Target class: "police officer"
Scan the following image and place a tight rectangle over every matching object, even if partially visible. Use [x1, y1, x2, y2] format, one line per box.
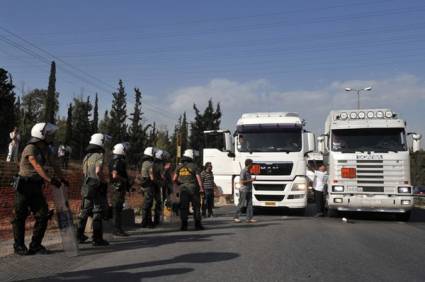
[139, 147, 156, 228]
[152, 149, 166, 226]
[77, 133, 110, 246]
[109, 143, 130, 236]
[173, 149, 205, 231]
[161, 151, 174, 207]
[12, 122, 68, 255]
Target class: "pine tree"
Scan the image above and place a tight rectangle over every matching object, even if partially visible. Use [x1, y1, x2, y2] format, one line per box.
[92, 93, 99, 133]
[44, 61, 58, 123]
[0, 68, 16, 151]
[99, 110, 110, 133]
[109, 80, 128, 144]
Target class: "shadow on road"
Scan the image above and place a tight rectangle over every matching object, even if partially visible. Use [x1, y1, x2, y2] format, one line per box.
[327, 208, 425, 223]
[78, 232, 233, 257]
[31, 252, 240, 282]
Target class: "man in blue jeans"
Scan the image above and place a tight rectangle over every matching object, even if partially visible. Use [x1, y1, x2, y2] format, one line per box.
[234, 159, 257, 223]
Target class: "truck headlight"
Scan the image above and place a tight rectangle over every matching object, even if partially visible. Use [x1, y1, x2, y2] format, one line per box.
[332, 185, 344, 192]
[398, 187, 411, 193]
[292, 183, 307, 192]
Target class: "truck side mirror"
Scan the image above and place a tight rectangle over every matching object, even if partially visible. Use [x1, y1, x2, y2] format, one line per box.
[224, 132, 233, 152]
[304, 132, 316, 152]
[412, 133, 422, 153]
[317, 136, 326, 154]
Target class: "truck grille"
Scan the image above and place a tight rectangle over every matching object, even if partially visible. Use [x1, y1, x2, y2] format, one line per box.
[337, 159, 405, 193]
[254, 184, 286, 191]
[254, 162, 293, 176]
[255, 195, 285, 201]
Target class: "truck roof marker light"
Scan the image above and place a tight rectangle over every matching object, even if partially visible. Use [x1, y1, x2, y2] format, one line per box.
[358, 111, 366, 119]
[340, 112, 348, 120]
[367, 111, 374, 118]
[350, 112, 357, 119]
[376, 111, 384, 118]
[385, 111, 393, 118]
[341, 167, 356, 178]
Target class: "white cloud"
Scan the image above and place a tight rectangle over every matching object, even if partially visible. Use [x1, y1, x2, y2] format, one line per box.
[147, 74, 425, 140]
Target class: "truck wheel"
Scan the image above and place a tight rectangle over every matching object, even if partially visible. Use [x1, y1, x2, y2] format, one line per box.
[395, 211, 411, 222]
[325, 208, 338, 217]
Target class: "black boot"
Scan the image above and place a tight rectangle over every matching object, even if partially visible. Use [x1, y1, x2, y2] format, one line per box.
[27, 243, 50, 255]
[13, 244, 28, 256]
[195, 220, 205, 230]
[180, 220, 188, 231]
[92, 229, 109, 246]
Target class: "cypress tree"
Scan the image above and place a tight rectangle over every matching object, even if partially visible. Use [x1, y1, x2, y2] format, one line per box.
[109, 80, 128, 144]
[92, 93, 99, 133]
[65, 103, 73, 145]
[44, 61, 57, 123]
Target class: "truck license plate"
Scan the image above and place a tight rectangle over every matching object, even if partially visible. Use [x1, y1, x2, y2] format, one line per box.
[265, 201, 276, 206]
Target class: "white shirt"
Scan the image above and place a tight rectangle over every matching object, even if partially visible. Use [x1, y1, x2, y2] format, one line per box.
[313, 170, 328, 192]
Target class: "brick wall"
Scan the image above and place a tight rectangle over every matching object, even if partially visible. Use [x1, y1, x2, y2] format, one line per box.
[0, 158, 144, 240]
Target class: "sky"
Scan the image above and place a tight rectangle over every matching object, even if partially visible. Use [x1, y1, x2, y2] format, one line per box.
[1, 0, 425, 140]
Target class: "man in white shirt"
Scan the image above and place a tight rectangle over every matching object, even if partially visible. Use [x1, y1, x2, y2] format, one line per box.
[7, 127, 20, 163]
[313, 164, 328, 217]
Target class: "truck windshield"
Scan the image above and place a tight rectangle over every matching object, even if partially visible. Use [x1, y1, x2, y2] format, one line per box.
[238, 129, 302, 152]
[331, 128, 407, 152]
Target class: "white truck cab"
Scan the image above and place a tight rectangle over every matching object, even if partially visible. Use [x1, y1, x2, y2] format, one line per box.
[203, 112, 315, 212]
[318, 109, 422, 220]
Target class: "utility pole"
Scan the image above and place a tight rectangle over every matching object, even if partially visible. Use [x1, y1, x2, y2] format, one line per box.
[344, 87, 372, 109]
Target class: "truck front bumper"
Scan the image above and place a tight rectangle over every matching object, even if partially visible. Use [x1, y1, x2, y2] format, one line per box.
[327, 194, 414, 213]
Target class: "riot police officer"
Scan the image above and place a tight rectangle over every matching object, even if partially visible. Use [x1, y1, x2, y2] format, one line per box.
[12, 122, 68, 255]
[77, 133, 110, 246]
[173, 149, 205, 231]
[109, 143, 130, 236]
[161, 151, 174, 207]
[152, 149, 165, 226]
[140, 147, 156, 228]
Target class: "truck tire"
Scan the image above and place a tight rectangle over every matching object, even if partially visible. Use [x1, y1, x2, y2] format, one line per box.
[325, 208, 338, 218]
[395, 211, 411, 222]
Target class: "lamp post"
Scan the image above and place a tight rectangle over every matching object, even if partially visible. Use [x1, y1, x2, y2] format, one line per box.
[344, 87, 372, 109]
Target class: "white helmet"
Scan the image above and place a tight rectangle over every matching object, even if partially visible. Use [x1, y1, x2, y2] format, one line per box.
[89, 133, 110, 148]
[144, 146, 155, 157]
[155, 149, 164, 160]
[30, 123, 58, 143]
[183, 149, 194, 160]
[113, 142, 129, 156]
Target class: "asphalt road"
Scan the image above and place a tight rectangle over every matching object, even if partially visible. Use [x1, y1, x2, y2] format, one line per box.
[1, 204, 425, 282]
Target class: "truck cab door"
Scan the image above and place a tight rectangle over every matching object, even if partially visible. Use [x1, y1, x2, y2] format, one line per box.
[203, 130, 237, 196]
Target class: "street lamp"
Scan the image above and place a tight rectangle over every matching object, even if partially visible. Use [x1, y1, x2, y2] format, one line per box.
[345, 86, 372, 109]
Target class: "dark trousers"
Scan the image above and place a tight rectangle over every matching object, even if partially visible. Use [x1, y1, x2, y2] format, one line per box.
[314, 190, 324, 214]
[112, 191, 125, 231]
[180, 185, 201, 223]
[78, 193, 105, 240]
[12, 180, 48, 248]
[143, 186, 162, 224]
[201, 189, 214, 216]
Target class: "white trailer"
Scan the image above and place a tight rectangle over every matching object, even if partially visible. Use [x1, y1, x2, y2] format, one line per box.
[318, 109, 422, 220]
[203, 112, 315, 212]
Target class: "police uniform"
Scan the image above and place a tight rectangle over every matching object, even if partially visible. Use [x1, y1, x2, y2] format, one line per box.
[175, 159, 203, 230]
[152, 159, 164, 225]
[77, 150, 108, 244]
[140, 157, 155, 227]
[12, 143, 58, 253]
[109, 155, 129, 233]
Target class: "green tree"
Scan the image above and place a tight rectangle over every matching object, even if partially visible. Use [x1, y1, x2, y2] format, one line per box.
[189, 99, 222, 162]
[92, 93, 99, 133]
[19, 89, 47, 143]
[44, 61, 59, 123]
[411, 151, 425, 186]
[109, 80, 128, 144]
[65, 103, 73, 145]
[0, 68, 16, 151]
[128, 88, 150, 166]
[71, 97, 92, 159]
[98, 110, 110, 133]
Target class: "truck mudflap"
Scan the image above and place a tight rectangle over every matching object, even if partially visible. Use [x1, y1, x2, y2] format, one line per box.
[327, 194, 414, 212]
